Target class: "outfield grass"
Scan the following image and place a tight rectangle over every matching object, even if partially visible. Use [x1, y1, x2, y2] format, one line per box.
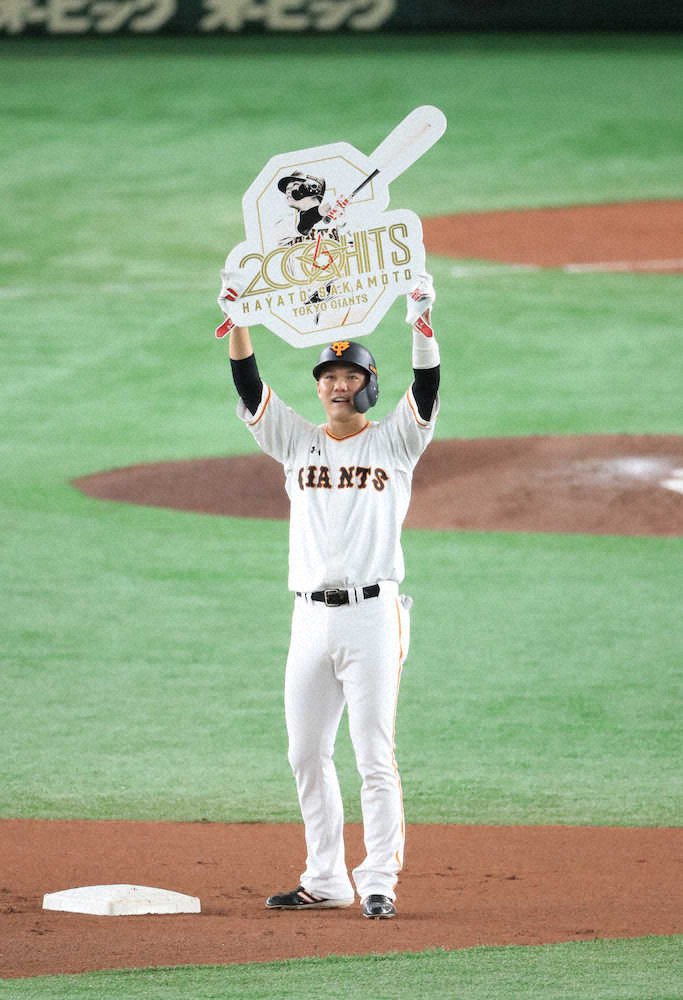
[2, 937, 682, 999]
[1, 30, 682, 992]
[3, 514, 682, 824]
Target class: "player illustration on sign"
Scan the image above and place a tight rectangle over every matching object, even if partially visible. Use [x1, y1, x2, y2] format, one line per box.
[215, 105, 446, 347]
[273, 170, 344, 246]
[220, 269, 440, 919]
[271, 169, 348, 323]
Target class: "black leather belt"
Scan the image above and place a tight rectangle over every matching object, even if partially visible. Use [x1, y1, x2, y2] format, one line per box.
[297, 584, 381, 607]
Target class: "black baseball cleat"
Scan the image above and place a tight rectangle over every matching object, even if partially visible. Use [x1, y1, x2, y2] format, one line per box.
[266, 885, 354, 910]
[361, 894, 396, 919]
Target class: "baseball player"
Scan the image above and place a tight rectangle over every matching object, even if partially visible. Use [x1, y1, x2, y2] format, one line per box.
[219, 272, 440, 919]
[273, 170, 345, 247]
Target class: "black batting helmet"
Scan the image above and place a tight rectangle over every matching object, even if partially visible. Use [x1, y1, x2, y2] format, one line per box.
[277, 170, 326, 202]
[312, 341, 379, 413]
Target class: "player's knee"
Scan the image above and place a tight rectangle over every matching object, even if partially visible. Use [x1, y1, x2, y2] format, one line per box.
[288, 742, 333, 774]
[355, 758, 399, 789]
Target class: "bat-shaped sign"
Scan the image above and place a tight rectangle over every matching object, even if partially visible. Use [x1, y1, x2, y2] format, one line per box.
[217, 106, 447, 348]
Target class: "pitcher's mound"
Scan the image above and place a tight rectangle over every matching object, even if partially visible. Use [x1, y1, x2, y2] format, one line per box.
[422, 199, 683, 272]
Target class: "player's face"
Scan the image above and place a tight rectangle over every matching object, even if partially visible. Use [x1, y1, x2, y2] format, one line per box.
[285, 181, 320, 210]
[316, 364, 368, 418]
[284, 182, 300, 206]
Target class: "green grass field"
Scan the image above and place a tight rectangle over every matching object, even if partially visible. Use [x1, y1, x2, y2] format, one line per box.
[3, 937, 683, 1000]
[1, 30, 682, 997]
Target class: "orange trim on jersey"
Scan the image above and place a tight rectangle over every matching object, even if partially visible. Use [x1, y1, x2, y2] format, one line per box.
[247, 385, 272, 427]
[392, 597, 406, 857]
[405, 388, 431, 427]
[324, 421, 371, 442]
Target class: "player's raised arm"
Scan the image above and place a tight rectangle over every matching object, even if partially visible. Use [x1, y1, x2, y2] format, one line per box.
[228, 325, 253, 361]
[406, 272, 440, 421]
[228, 327, 264, 418]
[215, 267, 263, 417]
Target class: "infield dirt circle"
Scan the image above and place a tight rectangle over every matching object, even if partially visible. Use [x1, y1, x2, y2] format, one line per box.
[3, 201, 682, 980]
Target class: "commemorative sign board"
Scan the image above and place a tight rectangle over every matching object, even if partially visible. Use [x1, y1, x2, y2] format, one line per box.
[219, 106, 447, 348]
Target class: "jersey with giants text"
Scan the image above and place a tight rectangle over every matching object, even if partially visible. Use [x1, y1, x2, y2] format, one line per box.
[237, 385, 439, 592]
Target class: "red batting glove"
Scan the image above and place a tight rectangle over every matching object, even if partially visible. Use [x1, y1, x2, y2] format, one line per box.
[414, 315, 434, 338]
[405, 272, 436, 330]
[215, 315, 236, 339]
[215, 268, 250, 339]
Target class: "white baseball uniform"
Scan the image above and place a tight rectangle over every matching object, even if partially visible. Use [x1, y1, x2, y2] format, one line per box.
[237, 381, 438, 902]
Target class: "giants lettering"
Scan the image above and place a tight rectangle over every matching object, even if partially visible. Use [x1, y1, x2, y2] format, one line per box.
[338, 466, 355, 489]
[298, 465, 333, 490]
[297, 465, 389, 492]
[372, 468, 389, 491]
[355, 466, 371, 489]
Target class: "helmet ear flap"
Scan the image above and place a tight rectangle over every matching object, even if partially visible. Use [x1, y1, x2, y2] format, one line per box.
[353, 372, 379, 413]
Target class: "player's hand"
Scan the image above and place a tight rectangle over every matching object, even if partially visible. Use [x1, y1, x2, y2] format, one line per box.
[405, 272, 435, 336]
[322, 195, 351, 224]
[216, 266, 252, 339]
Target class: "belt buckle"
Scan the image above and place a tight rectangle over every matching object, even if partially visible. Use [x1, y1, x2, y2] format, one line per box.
[324, 589, 345, 607]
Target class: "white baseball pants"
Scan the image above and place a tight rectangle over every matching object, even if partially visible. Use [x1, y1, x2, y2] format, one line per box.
[284, 582, 411, 902]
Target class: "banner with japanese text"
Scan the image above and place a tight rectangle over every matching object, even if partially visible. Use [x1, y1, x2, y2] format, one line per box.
[2, 0, 681, 36]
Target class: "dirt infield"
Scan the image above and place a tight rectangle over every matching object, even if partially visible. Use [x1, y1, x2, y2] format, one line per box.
[2, 820, 682, 979]
[422, 199, 683, 272]
[73, 434, 683, 537]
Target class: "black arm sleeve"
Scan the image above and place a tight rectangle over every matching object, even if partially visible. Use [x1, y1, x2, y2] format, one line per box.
[230, 353, 264, 417]
[412, 365, 440, 422]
